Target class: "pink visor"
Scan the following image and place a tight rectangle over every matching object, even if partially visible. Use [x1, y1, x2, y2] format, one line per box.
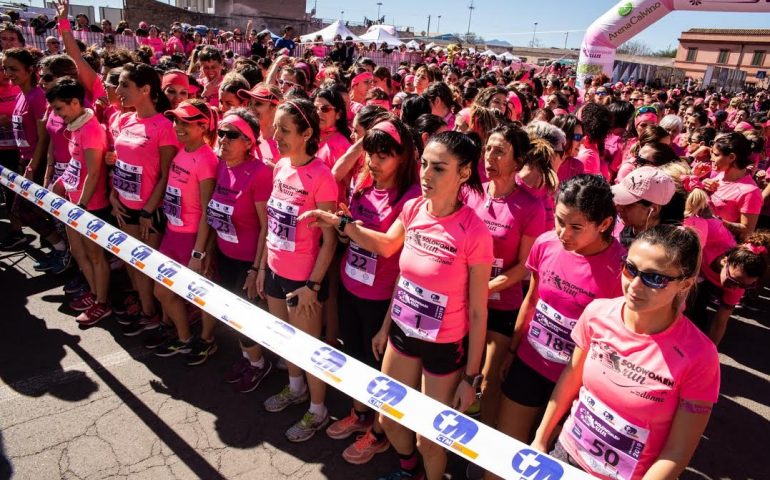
[352, 72, 374, 87]
[162, 71, 190, 91]
[635, 112, 658, 127]
[219, 114, 256, 145]
[237, 85, 281, 105]
[164, 102, 209, 124]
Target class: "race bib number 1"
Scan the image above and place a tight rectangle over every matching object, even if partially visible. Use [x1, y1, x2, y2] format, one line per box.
[391, 276, 447, 341]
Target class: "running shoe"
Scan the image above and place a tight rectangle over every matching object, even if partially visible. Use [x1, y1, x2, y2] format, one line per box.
[264, 385, 309, 413]
[155, 338, 193, 357]
[224, 357, 251, 383]
[68, 291, 96, 311]
[0, 231, 27, 251]
[120, 312, 161, 337]
[113, 292, 139, 316]
[32, 250, 58, 271]
[342, 429, 390, 465]
[376, 470, 425, 480]
[50, 250, 72, 274]
[185, 337, 218, 366]
[286, 410, 330, 443]
[143, 323, 175, 349]
[234, 359, 273, 393]
[63, 274, 87, 294]
[326, 409, 373, 440]
[75, 303, 113, 327]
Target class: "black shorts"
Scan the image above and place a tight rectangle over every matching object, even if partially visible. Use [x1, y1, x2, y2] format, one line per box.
[685, 280, 723, 335]
[215, 249, 251, 294]
[119, 203, 167, 234]
[263, 265, 329, 303]
[501, 355, 556, 408]
[488, 308, 518, 337]
[388, 321, 468, 376]
[338, 283, 390, 369]
[548, 441, 583, 469]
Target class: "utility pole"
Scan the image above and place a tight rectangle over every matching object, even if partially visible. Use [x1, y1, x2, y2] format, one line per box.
[564, 31, 568, 49]
[437, 15, 441, 34]
[376, 2, 382, 23]
[466, 0, 474, 36]
[427, 15, 431, 36]
[531, 21, 538, 47]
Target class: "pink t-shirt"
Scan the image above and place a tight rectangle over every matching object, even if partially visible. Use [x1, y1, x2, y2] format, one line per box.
[708, 171, 762, 223]
[0, 84, 19, 149]
[463, 184, 546, 311]
[163, 144, 219, 233]
[341, 184, 421, 300]
[515, 176, 555, 232]
[392, 198, 494, 343]
[517, 231, 625, 382]
[112, 112, 178, 210]
[207, 157, 272, 262]
[604, 132, 623, 177]
[684, 216, 743, 305]
[266, 157, 338, 281]
[557, 156, 585, 185]
[45, 111, 71, 182]
[576, 141, 602, 176]
[317, 130, 351, 170]
[258, 135, 281, 167]
[58, 114, 109, 211]
[12, 86, 47, 161]
[560, 297, 720, 480]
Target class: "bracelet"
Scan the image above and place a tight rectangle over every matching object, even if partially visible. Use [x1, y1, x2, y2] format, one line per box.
[57, 17, 71, 33]
[139, 209, 153, 219]
[247, 266, 260, 274]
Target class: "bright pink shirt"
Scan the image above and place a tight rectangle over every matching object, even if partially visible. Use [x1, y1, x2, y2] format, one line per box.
[557, 156, 585, 185]
[341, 184, 421, 300]
[164, 144, 219, 233]
[317, 130, 351, 170]
[258, 135, 281, 166]
[515, 176, 554, 233]
[266, 158, 338, 281]
[517, 231, 625, 382]
[59, 114, 109, 211]
[708, 171, 762, 223]
[604, 132, 623, 177]
[464, 184, 546, 311]
[45, 111, 71, 182]
[112, 112, 178, 210]
[207, 157, 272, 262]
[392, 198, 494, 343]
[576, 141, 602, 176]
[684, 216, 743, 305]
[560, 297, 720, 480]
[0, 84, 20, 149]
[12, 86, 47, 161]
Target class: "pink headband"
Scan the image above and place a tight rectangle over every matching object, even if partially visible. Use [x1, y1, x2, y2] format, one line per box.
[220, 114, 256, 145]
[735, 121, 754, 131]
[635, 112, 658, 127]
[552, 108, 568, 116]
[371, 121, 402, 146]
[285, 101, 312, 131]
[743, 243, 767, 255]
[352, 72, 374, 87]
[507, 92, 522, 117]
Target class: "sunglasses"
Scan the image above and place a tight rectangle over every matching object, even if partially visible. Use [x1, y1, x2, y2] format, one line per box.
[392, 103, 402, 110]
[622, 258, 686, 289]
[724, 267, 753, 289]
[316, 105, 335, 113]
[217, 129, 244, 140]
[573, 133, 584, 142]
[47, 41, 60, 45]
[278, 79, 299, 88]
[630, 97, 642, 102]
[596, 91, 608, 96]
[637, 106, 657, 115]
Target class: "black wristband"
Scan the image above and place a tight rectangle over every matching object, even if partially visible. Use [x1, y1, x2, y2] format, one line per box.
[139, 209, 153, 219]
[337, 214, 353, 233]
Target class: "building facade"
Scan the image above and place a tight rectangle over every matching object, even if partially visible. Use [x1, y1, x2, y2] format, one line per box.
[675, 28, 770, 86]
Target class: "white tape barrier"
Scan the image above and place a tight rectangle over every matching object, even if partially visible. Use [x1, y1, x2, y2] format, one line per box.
[0, 166, 591, 480]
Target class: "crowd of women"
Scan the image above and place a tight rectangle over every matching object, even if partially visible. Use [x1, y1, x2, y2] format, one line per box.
[2, 2, 770, 479]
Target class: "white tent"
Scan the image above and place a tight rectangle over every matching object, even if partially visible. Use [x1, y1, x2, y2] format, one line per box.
[358, 25, 403, 47]
[405, 39, 420, 49]
[479, 49, 499, 57]
[300, 20, 359, 44]
[500, 52, 522, 62]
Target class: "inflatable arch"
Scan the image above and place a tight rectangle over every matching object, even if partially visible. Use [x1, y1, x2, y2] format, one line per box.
[577, 0, 770, 87]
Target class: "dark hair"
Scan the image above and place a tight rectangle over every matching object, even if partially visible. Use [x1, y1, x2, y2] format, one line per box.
[551, 114, 582, 154]
[39, 54, 77, 79]
[580, 102, 612, 154]
[278, 98, 320, 156]
[3, 48, 38, 81]
[725, 231, 770, 278]
[355, 104, 388, 130]
[198, 45, 223, 63]
[234, 63, 262, 88]
[401, 95, 432, 128]
[223, 107, 260, 149]
[121, 62, 171, 113]
[282, 66, 309, 91]
[713, 132, 753, 169]
[636, 141, 679, 168]
[423, 81, 458, 114]
[220, 72, 250, 96]
[373, 66, 392, 89]
[0, 22, 25, 46]
[45, 77, 85, 104]
[179, 98, 219, 146]
[414, 113, 447, 138]
[313, 87, 351, 141]
[365, 87, 389, 103]
[556, 174, 617, 241]
[488, 123, 531, 162]
[608, 100, 635, 130]
[425, 131, 483, 193]
[360, 116, 418, 201]
[689, 126, 717, 147]
[524, 137, 559, 194]
[635, 225, 701, 279]
[689, 109, 709, 128]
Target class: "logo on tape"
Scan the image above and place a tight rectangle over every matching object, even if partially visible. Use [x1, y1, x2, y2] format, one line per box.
[264, 320, 296, 347]
[67, 207, 85, 226]
[7, 172, 18, 183]
[107, 231, 128, 253]
[86, 218, 105, 239]
[50, 197, 66, 215]
[186, 278, 214, 306]
[432, 410, 479, 458]
[20, 179, 32, 193]
[156, 261, 181, 286]
[310, 346, 346, 382]
[34, 188, 49, 204]
[511, 448, 564, 480]
[130, 246, 152, 269]
[366, 376, 406, 418]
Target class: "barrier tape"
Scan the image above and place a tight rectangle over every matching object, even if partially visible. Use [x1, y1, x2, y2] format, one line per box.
[0, 166, 590, 480]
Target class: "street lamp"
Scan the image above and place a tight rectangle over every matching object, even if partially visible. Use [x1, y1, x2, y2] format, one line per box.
[437, 15, 441, 34]
[531, 22, 538, 47]
[376, 2, 382, 23]
[341, 10, 344, 21]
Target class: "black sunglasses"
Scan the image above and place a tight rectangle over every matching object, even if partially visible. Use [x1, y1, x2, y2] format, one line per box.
[637, 106, 657, 115]
[316, 105, 335, 113]
[217, 129, 244, 140]
[622, 257, 686, 289]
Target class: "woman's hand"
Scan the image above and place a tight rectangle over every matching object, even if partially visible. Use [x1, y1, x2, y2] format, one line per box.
[702, 178, 719, 193]
[286, 286, 320, 319]
[138, 215, 155, 241]
[298, 209, 340, 229]
[104, 151, 117, 166]
[188, 256, 203, 274]
[452, 379, 477, 413]
[530, 438, 549, 453]
[242, 270, 258, 300]
[55, 0, 69, 19]
[371, 327, 388, 362]
[256, 268, 266, 299]
[110, 191, 129, 228]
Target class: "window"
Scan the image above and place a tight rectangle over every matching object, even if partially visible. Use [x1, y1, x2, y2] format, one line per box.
[686, 48, 697, 62]
[717, 49, 730, 64]
[751, 51, 766, 67]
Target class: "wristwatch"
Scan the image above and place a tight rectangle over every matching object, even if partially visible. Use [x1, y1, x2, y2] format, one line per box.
[191, 250, 206, 260]
[305, 280, 322, 292]
[462, 373, 484, 390]
[337, 214, 353, 233]
[139, 209, 153, 219]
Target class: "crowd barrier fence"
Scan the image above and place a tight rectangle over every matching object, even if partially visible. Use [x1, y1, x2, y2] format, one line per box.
[0, 166, 590, 480]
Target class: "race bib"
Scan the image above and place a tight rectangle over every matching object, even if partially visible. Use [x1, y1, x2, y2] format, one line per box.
[60, 159, 81, 192]
[489, 258, 504, 301]
[266, 196, 298, 252]
[12, 115, 29, 148]
[391, 276, 448, 341]
[52, 161, 69, 183]
[113, 159, 142, 201]
[527, 299, 577, 364]
[163, 185, 183, 226]
[569, 388, 649, 480]
[207, 199, 238, 243]
[345, 241, 378, 286]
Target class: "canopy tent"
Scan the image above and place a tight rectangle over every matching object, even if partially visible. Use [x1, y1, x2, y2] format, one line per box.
[479, 49, 499, 57]
[258, 29, 281, 41]
[405, 39, 420, 49]
[300, 20, 358, 43]
[499, 52, 521, 62]
[358, 25, 403, 47]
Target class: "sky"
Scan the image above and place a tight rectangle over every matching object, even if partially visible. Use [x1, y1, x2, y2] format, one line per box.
[26, 0, 770, 51]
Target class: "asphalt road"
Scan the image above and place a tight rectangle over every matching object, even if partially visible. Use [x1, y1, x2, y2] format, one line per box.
[1, 208, 768, 480]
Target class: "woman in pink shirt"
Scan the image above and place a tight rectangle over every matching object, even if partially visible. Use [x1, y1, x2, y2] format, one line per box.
[313, 87, 352, 170]
[325, 117, 420, 465]
[110, 63, 178, 334]
[237, 83, 283, 167]
[703, 132, 763, 240]
[496, 174, 624, 446]
[150, 100, 220, 359]
[197, 46, 225, 108]
[260, 99, 339, 443]
[39, 55, 78, 188]
[532, 225, 720, 480]
[575, 102, 611, 178]
[302, 131, 493, 480]
[550, 114, 586, 184]
[48, 78, 111, 326]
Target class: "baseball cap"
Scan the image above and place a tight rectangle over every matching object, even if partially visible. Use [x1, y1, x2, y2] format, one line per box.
[611, 166, 676, 206]
[164, 102, 210, 124]
[237, 85, 281, 105]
